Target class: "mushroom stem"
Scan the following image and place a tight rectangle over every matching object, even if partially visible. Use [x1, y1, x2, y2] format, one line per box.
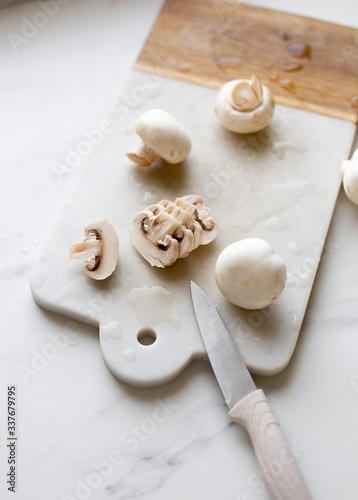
[69, 236, 102, 263]
[229, 75, 263, 112]
[126, 141, 159, 167]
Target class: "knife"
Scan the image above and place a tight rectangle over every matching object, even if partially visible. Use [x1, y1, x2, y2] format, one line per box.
[190, 281, 311, 500]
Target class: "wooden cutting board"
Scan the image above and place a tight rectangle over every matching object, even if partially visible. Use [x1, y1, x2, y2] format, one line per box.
[30, 0, 357, 387]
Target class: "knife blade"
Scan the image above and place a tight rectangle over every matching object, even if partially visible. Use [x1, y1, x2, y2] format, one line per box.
[190, 281, 311, 500]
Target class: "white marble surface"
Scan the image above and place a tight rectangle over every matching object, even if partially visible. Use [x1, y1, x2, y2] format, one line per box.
[1, 1, 358, 499]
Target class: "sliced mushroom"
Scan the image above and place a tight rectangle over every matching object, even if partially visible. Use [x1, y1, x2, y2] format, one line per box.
[215, 76, 275, 134]
[69, 218, 119, 280]
[188, 221, 203, 250]
[126, 109, 192, 167]
[179, 195, 218, 244]
[130, 210, 179, 268]
[130, 195, 218, 267]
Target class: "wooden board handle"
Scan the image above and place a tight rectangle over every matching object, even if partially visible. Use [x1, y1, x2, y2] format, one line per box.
[136, 0, 358, 123]
[229, 389, 311, 500]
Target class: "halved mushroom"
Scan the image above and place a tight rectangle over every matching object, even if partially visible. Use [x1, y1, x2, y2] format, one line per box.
[69, 218, 119, 280]
[215, 76, 275, 134]
[130, 195, 218, 267]
[126, 109, 192, 167]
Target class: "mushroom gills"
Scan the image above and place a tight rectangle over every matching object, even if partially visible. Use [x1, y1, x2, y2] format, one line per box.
[69, 218, 119, 280]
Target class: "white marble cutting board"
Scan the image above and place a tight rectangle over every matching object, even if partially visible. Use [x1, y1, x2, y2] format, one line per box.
[30, 70, 356, 386]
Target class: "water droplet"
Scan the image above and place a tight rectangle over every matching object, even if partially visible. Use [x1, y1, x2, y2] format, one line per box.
[279, 78, 295, 93]
[287, 310, 297, 327]
[21, 247, 29, 255]
[39, 253, 47, 261]
[278, 30, 290, 41]
[253, 337, 273, 355]
[69, 340, 78, 347]
[33, 240, 40, 247]
[6, 252, 11, 257]
[288, 42, 311, 58]
[269, 74, 279, 82]
[101, 322, 122, 341]
[271, 141, 307, 159]
[287, 242, 302, 254]
[299, 271, 313, 288]
[17, 228, 24, 238]
[350, 95, 358, 109]
[176, 63, 191, 72]
[123, 349, 136, 362]
[283, 62, 303, 72]
[263, 217, 289, 232]
[213, 56, 241, 68]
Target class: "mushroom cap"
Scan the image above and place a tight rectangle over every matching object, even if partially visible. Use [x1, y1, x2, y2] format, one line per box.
[215, 79, 275, 134]
[215, 238, 287, 309]
[84, 218, 119, 280]
[135, 109, 192, 164]
[341, 149, 358, 206]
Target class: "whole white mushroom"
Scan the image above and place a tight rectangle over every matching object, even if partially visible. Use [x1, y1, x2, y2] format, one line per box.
[215, 238, 287, 309]
[215, 76, 275, 134]
[340, 148, 358, 206]
[126, 109, 191, 167]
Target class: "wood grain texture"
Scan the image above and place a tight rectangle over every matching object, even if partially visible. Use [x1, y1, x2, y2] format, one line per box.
[229, 389, 311, 500]
[135, 0, 358, 123]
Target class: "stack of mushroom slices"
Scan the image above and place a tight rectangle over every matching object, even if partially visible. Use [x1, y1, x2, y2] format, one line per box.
[130, 195, 218, 268]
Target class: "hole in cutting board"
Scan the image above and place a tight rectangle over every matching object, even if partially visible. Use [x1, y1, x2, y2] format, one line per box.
[137, 327, 157, 346]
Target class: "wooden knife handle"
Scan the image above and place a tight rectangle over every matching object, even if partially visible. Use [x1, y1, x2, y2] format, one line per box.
[229, 389, 311, 500]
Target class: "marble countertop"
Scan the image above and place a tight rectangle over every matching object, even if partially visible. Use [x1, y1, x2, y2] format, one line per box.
[1, 1, 358, 499]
